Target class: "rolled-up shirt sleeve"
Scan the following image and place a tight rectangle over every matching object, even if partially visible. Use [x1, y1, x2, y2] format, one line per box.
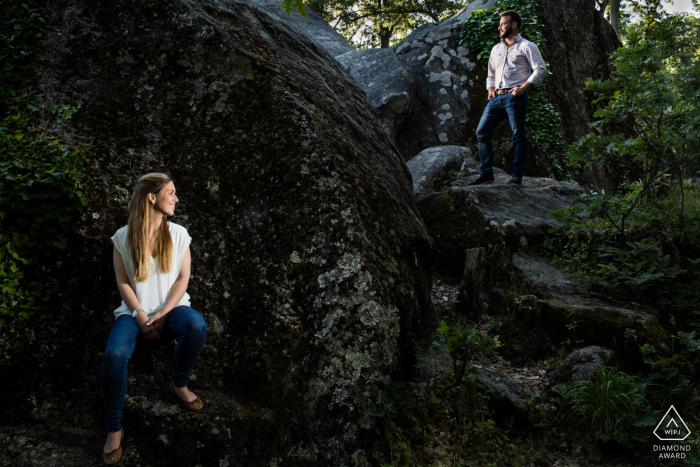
[486, 48, 497, 89]
[525, 42, 548, 85]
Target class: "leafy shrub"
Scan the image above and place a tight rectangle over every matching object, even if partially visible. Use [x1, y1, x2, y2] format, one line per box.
[436, 319, 501, 390]
[554, 334, 700, 459]
[0, 2, 45, 103]
[553, 367, 655, 452]
[640, 331, 699, 408]
[355, 381, 413, 420]
[543, 185, 700, 321]
[569, 20, 700, 264]
[0, 1, 90, 325]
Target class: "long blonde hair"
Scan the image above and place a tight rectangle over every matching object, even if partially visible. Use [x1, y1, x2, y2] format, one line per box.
[127, 173, 174, 282]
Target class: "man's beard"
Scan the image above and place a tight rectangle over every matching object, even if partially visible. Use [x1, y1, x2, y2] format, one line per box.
[500, 25, 513, 38]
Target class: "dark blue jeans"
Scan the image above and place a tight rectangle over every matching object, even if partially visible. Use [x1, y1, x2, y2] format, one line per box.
[101, 306, 207, 432]
[476, 92, 529, 177]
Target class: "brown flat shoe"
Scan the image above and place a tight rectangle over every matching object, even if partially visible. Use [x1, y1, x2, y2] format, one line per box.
[102, 428, 123, 465]
[169, 381, 203, 411]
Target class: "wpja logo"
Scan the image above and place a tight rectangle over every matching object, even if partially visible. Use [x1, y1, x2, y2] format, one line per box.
[652, 406, 692, 460]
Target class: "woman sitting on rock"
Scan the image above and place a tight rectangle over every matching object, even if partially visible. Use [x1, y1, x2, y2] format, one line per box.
[101, 173, 208, 465]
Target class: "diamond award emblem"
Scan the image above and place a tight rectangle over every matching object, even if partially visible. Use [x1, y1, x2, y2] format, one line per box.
[654, 406, 691, 441]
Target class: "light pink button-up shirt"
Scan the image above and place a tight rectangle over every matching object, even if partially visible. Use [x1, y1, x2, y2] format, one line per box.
[486, 34, 548, 90]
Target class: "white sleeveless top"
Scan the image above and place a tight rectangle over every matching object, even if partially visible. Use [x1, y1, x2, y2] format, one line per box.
[111, 222, 192, 319]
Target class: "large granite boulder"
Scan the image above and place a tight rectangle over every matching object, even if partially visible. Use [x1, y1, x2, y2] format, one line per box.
[406, 146, 470, 199]
[337, 0, 506, 165]
[475, 368, 529, 426]
[539, 346, 616, 400]
[0, 0, 434, 465]
[337, 49, 415, 145]
[537, 0, 623, 192]
[246, 0, 355, 56]
[536, 297, 669, 370]
[512, 252, 592, 299]
[501, 255, 670, 369]
[417, 179, 584, 276]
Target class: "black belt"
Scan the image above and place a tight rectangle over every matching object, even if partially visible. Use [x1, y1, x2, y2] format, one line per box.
[496, 88, 515, 95]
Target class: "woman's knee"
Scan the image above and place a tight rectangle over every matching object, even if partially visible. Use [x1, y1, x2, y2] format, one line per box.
[103, 347, 131, 366]
[185, 310, 208, 335]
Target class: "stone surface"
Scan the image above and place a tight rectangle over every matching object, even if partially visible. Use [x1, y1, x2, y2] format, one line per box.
[512, 252, 592, 299]
[390, 2, 503, 163]
[540, 346, 616, 400]
[500, 295, 554, 365]
[475, 368, 529, 426]
[406, 145, 469, 199]
[537, 298, 669, 370]
[417, 179, 584, 276]
[499, 292, 669, 369]
[337, 49, 416, 145]
[246, 0, 355, 56]
[0, 0, 434, 465]
[502, 252, 669, 369]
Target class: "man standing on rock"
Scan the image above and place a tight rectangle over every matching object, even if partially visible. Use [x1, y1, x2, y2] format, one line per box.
[469, 10, 548, 187]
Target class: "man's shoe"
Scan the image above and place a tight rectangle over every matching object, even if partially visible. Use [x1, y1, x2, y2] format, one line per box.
[467, 174, 494, 186]
[506, 176, 522, 186]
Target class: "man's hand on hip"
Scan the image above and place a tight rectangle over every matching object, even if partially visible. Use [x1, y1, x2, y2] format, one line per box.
[487, 88, 496, 101]
[511, 86, 527, 97]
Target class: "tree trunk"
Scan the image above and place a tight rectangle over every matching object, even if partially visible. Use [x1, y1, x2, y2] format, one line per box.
[379, 26, 392, 48]
[455, 248, 486, 318]
[610, 0, 620, 35]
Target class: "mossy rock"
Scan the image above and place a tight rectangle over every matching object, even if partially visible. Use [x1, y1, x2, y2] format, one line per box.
[418, 181, 582, 277]
[417, 189, 497, 276]
[539, 299, 670, 370]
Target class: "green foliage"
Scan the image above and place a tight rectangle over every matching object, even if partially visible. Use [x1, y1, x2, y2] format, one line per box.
[596, 239, 683, 290]
[436, 318, 501, 389]
[626, 0, 670, 38]
[553, 367, 656, 452]
[543, 184, 700, 321]
[355, 381, 413, 419]
[553, 334, 699, 457]
[458, 0, 570, 179]
[557, 309, 584, 357]
[0, 1, 90, 325]
[0, 1, 45, 103]
[640, 331, 699, 407]
[309, 0, 465, 48]
[280, 0, 309, 17]
[569, 16, 700, 265]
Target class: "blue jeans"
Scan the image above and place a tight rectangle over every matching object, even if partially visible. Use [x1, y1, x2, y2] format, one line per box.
[101, 306, 207, 432]
[476, 92, 529, 177]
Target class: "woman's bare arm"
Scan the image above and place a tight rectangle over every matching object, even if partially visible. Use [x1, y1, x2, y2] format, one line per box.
[113, 245, 141, 311]
[113, 245, 159, 340]
[145, 246, 191, 327]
